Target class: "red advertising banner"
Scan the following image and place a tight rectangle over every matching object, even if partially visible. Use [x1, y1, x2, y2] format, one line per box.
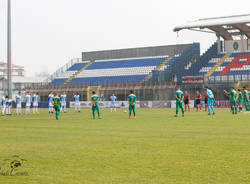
[213, 100, 230, 108]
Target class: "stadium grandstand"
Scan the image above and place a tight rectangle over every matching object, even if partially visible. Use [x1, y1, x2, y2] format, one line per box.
[49, 44, 196, 86]
[29, 43, 200, 102]
[27, 14, 250, 103]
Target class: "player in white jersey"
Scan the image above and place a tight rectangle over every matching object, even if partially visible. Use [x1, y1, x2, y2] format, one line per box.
[16, 92, 22, 115]
[25, 92, 31, 114]
[110, 94, 117, 112]
[48, 92, 54, 113]
[1, 95, 6, 116]
[74, 93, 80, 112]
[32, 92, 39, 114]
[60, 92, 67, 113]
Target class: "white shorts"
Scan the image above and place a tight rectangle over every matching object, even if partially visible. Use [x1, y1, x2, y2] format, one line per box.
[75, 102, 80, 106]
[33, 102, 38, 107]
[49, 102, 53, 107]
[17, 104, 21, 108]
[26, 103, 31, 107]
[1, 105, 6, 109]
[61, 102, 66, 107]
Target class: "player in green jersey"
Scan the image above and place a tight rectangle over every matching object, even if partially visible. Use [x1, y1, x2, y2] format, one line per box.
[242, 86, 250, 112]
[248, 88, 250, 111]
[224, 87, 237, 114]
[91, 91, 101, 119]
[53, 93, 61, 120]
[128, 90, 136, 119]
[175, 87, 184, 117]
[237, 89, 243, 112]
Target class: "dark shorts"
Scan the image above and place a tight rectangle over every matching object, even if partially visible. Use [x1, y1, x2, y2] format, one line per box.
[196, 99, 201, 105]
[184, 99, 189, 105]
[204, 99, 208, 104]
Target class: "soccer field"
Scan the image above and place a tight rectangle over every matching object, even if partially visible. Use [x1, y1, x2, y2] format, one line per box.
[0, 108, 250, 184]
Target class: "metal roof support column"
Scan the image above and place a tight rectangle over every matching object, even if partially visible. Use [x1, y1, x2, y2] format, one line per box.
[217, 34, 221, 54]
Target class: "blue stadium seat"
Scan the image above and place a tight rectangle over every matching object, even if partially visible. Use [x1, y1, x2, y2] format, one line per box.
[193, 52, 250, 78]
[50, 56, 180, 85]
[67, 63, 88, 71]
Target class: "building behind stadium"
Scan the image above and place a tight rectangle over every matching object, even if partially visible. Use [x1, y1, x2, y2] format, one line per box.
[0, 62, 45, 97]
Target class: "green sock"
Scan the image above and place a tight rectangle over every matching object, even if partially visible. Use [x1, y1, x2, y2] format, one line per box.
[231, 106, 234, 114]
[97, 109, 100, 118]
[92, 110, 95, 119]
[129, 105, 132, 117]
[181, 106, 184, 115]
[235, 107, 237, 114]
[132, 106, 136, 116]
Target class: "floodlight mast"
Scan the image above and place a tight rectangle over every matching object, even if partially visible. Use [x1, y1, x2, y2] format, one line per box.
[7, 0, 12, 98]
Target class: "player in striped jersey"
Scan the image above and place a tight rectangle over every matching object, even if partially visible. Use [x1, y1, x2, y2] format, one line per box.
[48, 92, 54, 113]
[16, 92, 22, 115]
[110, 94, 117, 112]
[74, 93, 80, 112]
[33, 93, 39, 114]
[6, 96, 12, 115]
[1, 95, 6, 116]
[60, 92, 67, 113]
[26, 92, 31, 114]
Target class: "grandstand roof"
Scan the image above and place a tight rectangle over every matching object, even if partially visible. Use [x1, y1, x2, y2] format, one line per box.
[174, 14, 250, 40]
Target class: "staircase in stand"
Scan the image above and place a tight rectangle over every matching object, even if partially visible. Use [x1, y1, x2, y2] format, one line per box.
[140, 56, 173, 83]
[204, 53, 231, 80]
[64, 61, 93, 85]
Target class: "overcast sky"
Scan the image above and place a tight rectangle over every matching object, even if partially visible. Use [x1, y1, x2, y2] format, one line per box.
[0, 0, 249, 76]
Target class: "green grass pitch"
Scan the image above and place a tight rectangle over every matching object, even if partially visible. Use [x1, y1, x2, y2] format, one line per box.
[0, 108, 250, 184]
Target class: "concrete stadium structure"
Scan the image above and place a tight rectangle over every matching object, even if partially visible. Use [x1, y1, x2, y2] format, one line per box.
[27, 14, 250, 104]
